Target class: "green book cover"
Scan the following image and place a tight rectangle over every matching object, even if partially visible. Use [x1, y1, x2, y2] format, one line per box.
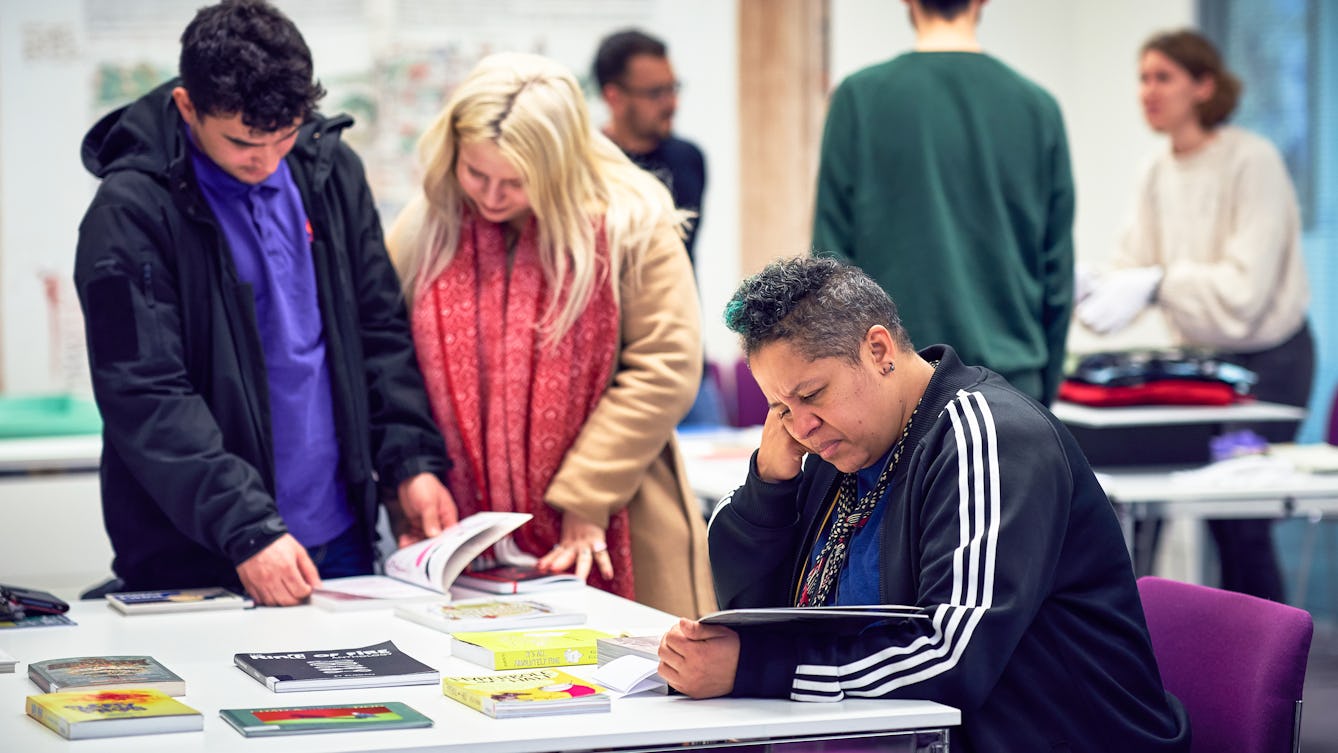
[450, 628, 613, 670]
[219, 701, 432, 736]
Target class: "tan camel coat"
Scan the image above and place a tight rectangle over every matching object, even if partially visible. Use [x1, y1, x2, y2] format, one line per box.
[544, 224, 716, 619]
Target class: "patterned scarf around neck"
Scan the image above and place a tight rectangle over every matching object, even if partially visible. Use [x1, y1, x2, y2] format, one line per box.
[411, 207, 633, 598]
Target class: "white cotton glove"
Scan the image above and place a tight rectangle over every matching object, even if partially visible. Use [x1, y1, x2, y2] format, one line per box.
[1075, 266, 1164, 335]
[1074, 262, 1099, 304]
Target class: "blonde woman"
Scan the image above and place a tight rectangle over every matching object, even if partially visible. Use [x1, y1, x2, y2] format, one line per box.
[388, 53, 714, 618]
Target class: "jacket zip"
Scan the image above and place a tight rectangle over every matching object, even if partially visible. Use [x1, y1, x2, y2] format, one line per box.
[140, 262, 156, 307]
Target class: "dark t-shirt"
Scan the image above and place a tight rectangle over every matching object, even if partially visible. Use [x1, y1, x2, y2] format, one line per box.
[625, 135, 706, 263]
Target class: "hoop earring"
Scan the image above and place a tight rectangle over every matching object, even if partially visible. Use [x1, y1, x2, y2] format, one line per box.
[883, 362, 895, 375]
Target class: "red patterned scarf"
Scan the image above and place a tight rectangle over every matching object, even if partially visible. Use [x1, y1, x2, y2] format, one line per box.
[411, 208, 632, 598]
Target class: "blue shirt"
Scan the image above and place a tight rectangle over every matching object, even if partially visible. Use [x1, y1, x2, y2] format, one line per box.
[807, 446, 893, 605]
[190, 135, 351, 546]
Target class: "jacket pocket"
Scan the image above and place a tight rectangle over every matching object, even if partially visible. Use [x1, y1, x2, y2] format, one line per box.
[85, 268, 139, 366]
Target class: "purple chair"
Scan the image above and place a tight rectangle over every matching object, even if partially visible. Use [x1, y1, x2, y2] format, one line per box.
[1329, 389, 1338, 445]
[1137, 576, 1313, 753]
[732, 359, 769, 428]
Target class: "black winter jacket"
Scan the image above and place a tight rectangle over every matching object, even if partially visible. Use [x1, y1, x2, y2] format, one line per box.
[74, 80, 449, 591]
[708, 345, 1189, 753]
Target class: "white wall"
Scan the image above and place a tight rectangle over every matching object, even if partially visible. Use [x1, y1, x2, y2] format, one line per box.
[0, 0, 1206, 389]
[831, 0, 1195, 266]
[0, 0, 742, 392]
[829, 0, 1196, 353]
[0, 0, 92, 396]
[646, 3, 740, 365]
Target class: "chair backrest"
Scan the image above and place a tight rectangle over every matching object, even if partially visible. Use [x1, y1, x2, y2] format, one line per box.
[1328, 388, 1338, 445]
[732, 359, 769, 428]
[1137, 576, 1313, 753]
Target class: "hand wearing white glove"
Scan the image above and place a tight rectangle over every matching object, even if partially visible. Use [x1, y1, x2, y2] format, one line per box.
[1076, 266, 1164, 335]
[1074, 263, 1099, 304]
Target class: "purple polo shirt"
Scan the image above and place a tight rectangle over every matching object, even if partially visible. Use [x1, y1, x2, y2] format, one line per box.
[190, 135, 352, 547]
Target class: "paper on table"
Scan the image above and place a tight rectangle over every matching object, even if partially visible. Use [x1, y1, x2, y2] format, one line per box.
[1169, 454, 1309, 488]
[316, 576, 439, 599]
[590, 656, 667, 696]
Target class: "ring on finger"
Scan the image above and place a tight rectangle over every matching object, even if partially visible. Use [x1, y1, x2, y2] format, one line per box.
[591, 540, 608, 554]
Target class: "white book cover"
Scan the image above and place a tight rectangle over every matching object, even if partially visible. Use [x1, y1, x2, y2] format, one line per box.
[106, 587, 253, 614]
[395, 598, 584, 634]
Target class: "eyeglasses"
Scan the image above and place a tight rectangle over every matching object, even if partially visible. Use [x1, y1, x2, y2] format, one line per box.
[617, 81, 682, 101]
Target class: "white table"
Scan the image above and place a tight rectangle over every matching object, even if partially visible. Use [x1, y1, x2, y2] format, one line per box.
[677, 427, 760, 514]
[1095, 464, 1338, 588]
[0, 435, 101, 475]
[0, 587, 958, 752]
[0, 436, 108, 589]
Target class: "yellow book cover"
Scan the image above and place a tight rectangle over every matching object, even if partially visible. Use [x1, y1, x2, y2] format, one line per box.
[451, 628, 614, 670]
[441, 668, 610, 718]
[25, 689, 203, 739]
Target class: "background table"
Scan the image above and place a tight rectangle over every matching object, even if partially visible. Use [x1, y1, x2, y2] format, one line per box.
[677, 427, 760, 515]
[1050, 399, 1307, 428]
[0, 586, 958, 752]
[0, 434, 101, 475]
[1095, 464, 1338, 587]
[1051, 399, 1307, 466]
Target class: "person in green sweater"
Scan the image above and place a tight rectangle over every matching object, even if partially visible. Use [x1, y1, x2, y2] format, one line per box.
[812, 0, 1075, 405]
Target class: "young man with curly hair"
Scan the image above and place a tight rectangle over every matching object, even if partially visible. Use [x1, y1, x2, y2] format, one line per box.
[74, 0, 455, 606]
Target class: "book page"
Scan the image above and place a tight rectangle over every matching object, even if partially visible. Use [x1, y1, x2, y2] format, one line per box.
[383, 512, 532, 591]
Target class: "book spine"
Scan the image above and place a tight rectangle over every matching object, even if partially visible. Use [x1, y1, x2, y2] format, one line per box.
[458, 579, 515, 594]
[28, 668, 53, 692]
[27, 699, 71, 739]
[441, 682, 493, 717]
[494, 646, 595, 670]
[234, 658, 277, 690]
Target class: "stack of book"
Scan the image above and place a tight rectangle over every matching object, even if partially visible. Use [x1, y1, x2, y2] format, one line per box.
[595, 635, 661, 666]
[592, 636, 667, 696]
[0, 648, 16, 673]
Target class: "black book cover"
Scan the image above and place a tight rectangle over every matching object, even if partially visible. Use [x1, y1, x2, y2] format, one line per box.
[233, 640, 438, 692]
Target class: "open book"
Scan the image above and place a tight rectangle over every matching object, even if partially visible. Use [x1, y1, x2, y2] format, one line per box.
[310, 511, 531, 610]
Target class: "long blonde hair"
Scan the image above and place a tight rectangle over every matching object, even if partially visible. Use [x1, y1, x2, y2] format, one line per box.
[389, 52, 685, 343]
